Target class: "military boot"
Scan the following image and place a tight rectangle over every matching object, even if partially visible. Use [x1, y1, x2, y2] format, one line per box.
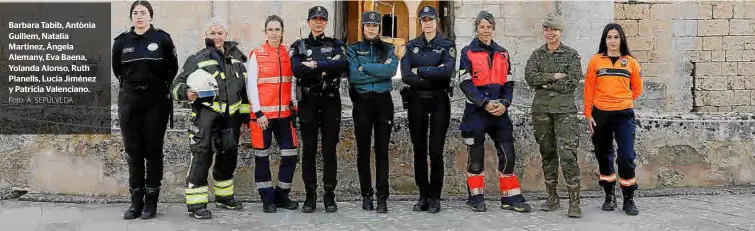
[567, 185, 582, 218]
[622, 189, 639, 216]
[141, 187, 159, 219]
[123, 187, 144, 220]
[467, 201, 487, 212]
[602, 183, 617, 211]
[540, 182, 560, 211]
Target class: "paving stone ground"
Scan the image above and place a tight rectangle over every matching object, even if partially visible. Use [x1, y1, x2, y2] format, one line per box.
[1, 194, 754, 231]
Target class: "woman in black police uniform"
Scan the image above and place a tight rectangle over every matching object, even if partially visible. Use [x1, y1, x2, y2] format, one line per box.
[400, 6, 455, 214]
[111, 0, 178, 220]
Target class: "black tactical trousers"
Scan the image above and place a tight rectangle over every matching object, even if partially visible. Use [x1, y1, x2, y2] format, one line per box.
[408, 90, 450, 200]
[118, 86, 171, 189]
[299, 91, 342, 196]
[352, 91, 394, 199]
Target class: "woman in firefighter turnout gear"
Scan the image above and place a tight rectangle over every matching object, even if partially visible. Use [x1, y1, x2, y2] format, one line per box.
[458, 11, 532, 213]
[346, 10, 399, 214]
[524, 13, 584, 218]
[246, 15, 300, 213]
[112, 0, 178, 220]
[170, 17, 247, 219]
[584, 23, 642, 216]
[290, 6, 348, 214]
[400, 6, 455, 214]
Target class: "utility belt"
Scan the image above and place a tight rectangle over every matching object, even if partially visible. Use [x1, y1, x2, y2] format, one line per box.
[400, 86, 451, 109]
[298, 76, 341, 98]
[121, 81, 169, 92]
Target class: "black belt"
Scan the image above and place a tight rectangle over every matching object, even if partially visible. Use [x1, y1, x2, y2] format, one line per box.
[414, 89, 447, 99]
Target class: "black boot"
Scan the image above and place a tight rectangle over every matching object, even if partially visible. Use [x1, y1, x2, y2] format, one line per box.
[188, 205, 212, 219]
[467, 200, 487, 212]
[215, 196, 244, 210]
[622, 189, 639, 215]
[413, 197, 429, 211]
[141, 187, 159, 219]
[274, 188, 299, 210]
[602, 184, 617, 211]
[123, 187, 144, 220]
[376, 198, 388, 213]
[302, 193, 316, 213]
[427, 198, 441, 214]
[324, 191, 337, 213]
[362, 196, 374, 211]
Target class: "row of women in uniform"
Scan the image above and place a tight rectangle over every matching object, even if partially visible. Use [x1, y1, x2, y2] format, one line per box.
[112, 0, 642, 220]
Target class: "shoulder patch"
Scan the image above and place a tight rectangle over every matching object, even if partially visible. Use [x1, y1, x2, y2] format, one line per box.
[450, 47, 456, 58]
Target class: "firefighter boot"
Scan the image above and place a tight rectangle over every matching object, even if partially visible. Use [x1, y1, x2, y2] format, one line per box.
[123, 187, 144, 220]
[215, 196, 244, 210]
[540, 182, 560, 211]
[622, 189, 639, 216]
[602, 184, 617, 211]
[567, 185, 582, 218]
[141, 187, 159, 219]
[189, 205, 212, 219]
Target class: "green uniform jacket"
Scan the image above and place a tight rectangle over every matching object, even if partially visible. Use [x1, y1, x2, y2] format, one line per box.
[524, 43, 583, 114]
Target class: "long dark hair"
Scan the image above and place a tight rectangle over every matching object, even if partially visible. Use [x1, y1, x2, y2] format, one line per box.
[598, 23, 631, 57]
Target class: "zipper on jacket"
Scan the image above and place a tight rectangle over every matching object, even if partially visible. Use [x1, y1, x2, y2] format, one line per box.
[277, 46, 283, 119]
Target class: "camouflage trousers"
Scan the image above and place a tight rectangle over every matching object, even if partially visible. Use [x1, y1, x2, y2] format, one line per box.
[532, 113, 581, 187]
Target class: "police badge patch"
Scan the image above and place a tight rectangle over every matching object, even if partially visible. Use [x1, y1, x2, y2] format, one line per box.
[147, 42, 158, 51]
[413, 47, 419, 54]
[621, 58, 628, 67]
[450, 47, 456, 58]
[306, 49, 313, 56]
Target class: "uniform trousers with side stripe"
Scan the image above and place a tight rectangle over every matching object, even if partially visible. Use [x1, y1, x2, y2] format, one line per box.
[249, 116, 299, 203]
[591, 107, 639, 193]
[459, 104, 527, 206]
[184, 104, 242, 211]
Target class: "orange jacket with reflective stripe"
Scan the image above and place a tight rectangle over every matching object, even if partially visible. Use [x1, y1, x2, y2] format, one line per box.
[250, 42, 294, 119]
[583, 53, 643, 119]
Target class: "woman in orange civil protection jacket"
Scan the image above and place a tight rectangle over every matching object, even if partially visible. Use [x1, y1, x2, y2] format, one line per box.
[583, 23, 643, 216]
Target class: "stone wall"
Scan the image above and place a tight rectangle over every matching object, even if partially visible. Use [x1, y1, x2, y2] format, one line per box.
[613, 1, 755, 113]
[1, 1, 755, 200]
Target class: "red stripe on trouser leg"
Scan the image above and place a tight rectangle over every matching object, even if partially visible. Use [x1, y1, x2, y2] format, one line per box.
[250, 121, 265, 149]
[467, 174, 485, 195]
[289, 118, 298, 147]
[499, 174, 522, 197]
